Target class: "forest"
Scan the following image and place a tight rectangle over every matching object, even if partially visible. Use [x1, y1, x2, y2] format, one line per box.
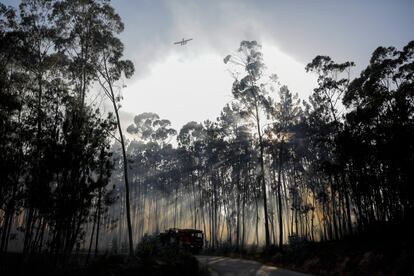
[0, 0, 413, 275]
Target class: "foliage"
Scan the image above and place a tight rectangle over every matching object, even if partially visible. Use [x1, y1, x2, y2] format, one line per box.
[0, 0, 130, 260]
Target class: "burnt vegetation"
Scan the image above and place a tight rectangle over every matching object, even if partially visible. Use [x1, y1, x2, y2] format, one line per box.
[0, 0, 413, 275]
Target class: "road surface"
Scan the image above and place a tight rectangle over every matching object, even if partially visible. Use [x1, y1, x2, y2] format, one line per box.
[196, 256, 311, 276]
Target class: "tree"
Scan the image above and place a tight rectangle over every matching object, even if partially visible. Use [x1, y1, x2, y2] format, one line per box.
[0, 0, 128, 261]
[127, 112, 177, 146]
[127, 112, 177, 233]
[343, 41, 414, 225]
[218, 103, 254, 250]
[49, 0, 132, 258]
[95, 40, 135, 255]
[269, 85, 302, 248]
[225, 41, 273, 247]
[54, 0, 136, 256]
[18, 0, 63, 254]
[0, 4, 27, 253]
[305, 55, 355, 239]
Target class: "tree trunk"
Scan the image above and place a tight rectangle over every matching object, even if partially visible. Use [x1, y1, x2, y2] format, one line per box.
[341, 172, 353, 236]
[277, 140, 284, 249]
[109, 82, 134, 256]
[331, 179, 339, 240]
[255, 197, 259, 246]
[255, 106, 271, 248]
[85, 207, 97, 265]
[95, 187, 102, 256]
[236, 172, 241, 251]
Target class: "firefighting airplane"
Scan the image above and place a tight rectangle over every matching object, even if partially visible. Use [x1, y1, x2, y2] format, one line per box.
[174, 38, 193, 46]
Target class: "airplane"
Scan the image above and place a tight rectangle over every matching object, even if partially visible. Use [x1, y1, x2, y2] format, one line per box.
[174, 38, 193, 46]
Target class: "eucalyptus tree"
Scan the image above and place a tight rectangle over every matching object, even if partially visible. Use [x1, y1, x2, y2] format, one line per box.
[11, 1, 49, 252]
[0, 0, 67, 254]
[305, 56, 355, 239]
[177, 121, 206, 230]
[268, 85, 302, 248]
[127, 112, 177, 145]
[95, 50, 134, 254]
[85, 147, 115, 262]
[52, 0, 123, 109]
[218, 103, 254, 249]
[203, 120, 228, 248]
[224, 40, 273, 247]
[0, 0, 131, 259]
[46, 106, 116, 259]
[127, 112, 177, 233]
[54, 0, 137, 254]
[342, 41, 414, 228]
[40, 0, 137, 256]
[0, 4, 28, 253]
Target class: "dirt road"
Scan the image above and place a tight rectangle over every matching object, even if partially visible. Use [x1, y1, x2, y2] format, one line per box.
[196, 256, 311, 276]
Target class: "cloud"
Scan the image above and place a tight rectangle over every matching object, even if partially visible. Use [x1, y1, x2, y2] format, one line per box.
[113, 1, 320, 131]
[110, 0, 413, 131]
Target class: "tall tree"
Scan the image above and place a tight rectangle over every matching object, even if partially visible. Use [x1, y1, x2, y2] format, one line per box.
[53, 0, 136, 256]
[270, 85, 302, 248]
[95, 42, 135, 255]
[343, 41, 414, 224]
[225, 41, 273, 247]
[305, 55, 355, 239]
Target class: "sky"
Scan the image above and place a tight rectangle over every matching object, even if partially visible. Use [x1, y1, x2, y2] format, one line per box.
[109, 0, 414, 131]
[3, 0, 414, 132]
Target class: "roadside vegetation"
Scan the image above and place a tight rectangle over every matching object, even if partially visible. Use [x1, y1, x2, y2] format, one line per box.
[1, 234, 207, 276]
[202, 221, 410, 275]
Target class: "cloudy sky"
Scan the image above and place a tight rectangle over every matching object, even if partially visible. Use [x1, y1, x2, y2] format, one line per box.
[109, 0, 413, 131]
[4, 0, 414, 131]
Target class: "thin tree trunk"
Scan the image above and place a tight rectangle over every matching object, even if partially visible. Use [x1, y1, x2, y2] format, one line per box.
[108, 81, 134, 256]
[0, 208, 12, 253]
[255, 197, 259, 246]
[257, 114, 271, 247]
[331, 180, 339, 240]
[23, 208, 34, 255]
[277, 140, 284, 249]
[95, 187, 102, 256]
[85, 207, 97, 266]
[342, 172, 353, 236]
[236, 173, 241, 251]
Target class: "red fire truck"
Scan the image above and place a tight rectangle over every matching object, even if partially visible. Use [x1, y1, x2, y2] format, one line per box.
[159, 228, 204, 253]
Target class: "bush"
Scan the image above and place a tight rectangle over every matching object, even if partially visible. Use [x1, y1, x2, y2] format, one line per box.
[135, 233, 162, 258]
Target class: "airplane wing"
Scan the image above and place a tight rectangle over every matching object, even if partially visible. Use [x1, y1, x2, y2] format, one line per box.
[173, 38, 193, 45]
